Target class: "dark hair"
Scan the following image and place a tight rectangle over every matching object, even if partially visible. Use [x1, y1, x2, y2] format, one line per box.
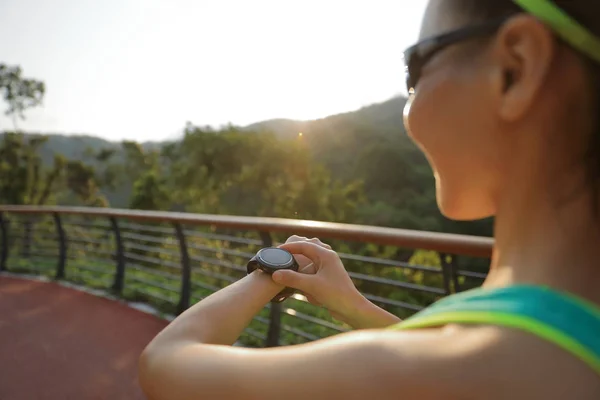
[454, 0, 600, 203]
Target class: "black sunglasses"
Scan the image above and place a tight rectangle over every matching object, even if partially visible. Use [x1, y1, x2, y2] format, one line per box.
[403, 16, 513, 93]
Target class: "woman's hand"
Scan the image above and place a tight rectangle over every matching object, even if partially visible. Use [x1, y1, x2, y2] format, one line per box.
[276, 236, 359, 322]
[274, 236, 401, 329]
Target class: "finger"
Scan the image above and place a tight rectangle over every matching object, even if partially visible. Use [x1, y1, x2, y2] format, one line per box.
[281, 236, 331, 251]
[294, 254, 312, 265]
[279, 241, 312, 267]
[271, 270, 314, 292]
[285, 235, 307, 243]
[299, 262, 316, 275]
[279, 241, 331, 263]
[308, 238, 332, 250]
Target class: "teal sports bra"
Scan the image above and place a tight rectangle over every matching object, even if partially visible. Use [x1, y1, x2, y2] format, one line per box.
[389, 285, 600, 376]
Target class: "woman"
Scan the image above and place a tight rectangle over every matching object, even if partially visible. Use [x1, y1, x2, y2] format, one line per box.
[139, 0, 600, 398]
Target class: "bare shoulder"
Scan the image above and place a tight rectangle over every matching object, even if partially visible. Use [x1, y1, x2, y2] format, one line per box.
[440, 324, 600, 400]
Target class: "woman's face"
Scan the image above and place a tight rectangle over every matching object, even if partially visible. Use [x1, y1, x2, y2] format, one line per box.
[404, 0, 509, 221]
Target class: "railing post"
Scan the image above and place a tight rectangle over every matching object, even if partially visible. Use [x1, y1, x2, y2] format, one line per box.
[261, 231, 282, 347]
[21, 216, 33, 259]
[110, 217, 126, 294]
[0, 213, 9, 272]
[447, 255, 461, 293]
[53, 213, 67, 280]
[439, 252, 453, 295]
[173, 223, 191, 315]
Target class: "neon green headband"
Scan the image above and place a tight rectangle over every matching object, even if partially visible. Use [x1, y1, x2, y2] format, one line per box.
[512, 0, 600, 63]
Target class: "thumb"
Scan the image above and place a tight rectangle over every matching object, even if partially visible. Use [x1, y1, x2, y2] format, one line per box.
[272, 270, 313, 291]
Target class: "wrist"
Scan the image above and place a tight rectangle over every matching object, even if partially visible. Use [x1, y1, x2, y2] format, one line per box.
[337, 294, 401, 329]
[332, 292, 370, 325]
[247, 270, 286, 299]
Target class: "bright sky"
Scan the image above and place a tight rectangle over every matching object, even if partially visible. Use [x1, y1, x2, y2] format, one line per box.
[0, 0, 427, 141]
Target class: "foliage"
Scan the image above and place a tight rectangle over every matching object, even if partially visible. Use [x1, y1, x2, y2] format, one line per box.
[0, 132, 109, 207]
[129, 170, 171, 210]
[113, 125, 366, 224]
[0, 64, 45, 129]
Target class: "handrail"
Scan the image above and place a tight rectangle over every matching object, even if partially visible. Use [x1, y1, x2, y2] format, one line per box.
[0, 206, 494, 257]
[0, 205, 493, 347]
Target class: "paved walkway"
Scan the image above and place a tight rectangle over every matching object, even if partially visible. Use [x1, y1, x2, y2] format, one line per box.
[0, 275, 168, 400]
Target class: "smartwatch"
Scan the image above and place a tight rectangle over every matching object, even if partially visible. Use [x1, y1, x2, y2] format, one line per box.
[247, 247, 299, 303]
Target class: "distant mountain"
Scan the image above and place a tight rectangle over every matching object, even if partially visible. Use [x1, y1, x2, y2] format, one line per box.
[246, 96, 408, 140]
[0, 132, 169, 165]
[245, 118, 309, 139]
[2, 95, 408, 162]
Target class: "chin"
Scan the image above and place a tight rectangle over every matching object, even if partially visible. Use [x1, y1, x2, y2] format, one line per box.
[436, 183, 495, 221]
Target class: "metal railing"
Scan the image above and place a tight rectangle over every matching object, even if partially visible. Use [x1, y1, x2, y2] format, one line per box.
[0, 205, 494, 347]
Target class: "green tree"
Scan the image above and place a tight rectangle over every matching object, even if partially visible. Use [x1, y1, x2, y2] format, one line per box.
[129, 170, 171, 210]
[0, 133, 109, 257]
[0, 63, 45, 130]
[159, 124, 365, 222]
[0, 133, 109, 207]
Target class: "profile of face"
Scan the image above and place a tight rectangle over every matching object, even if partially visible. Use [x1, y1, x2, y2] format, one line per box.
[402, 0, 593, 221]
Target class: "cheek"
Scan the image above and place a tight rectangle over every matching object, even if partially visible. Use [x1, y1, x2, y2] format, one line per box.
[404, 77, 504, 219]
[405, 81, 476, 169]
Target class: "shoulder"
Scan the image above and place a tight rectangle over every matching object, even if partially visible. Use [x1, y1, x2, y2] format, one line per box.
[361, 323, 600, 400]
[436, 324, 600, 399]
[477, 326, 600, 399]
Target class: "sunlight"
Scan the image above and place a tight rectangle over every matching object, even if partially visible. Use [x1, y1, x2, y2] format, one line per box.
[0, 0, 428, 140]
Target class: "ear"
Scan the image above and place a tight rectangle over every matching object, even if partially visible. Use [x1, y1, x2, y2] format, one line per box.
[490, 15, 556, 122]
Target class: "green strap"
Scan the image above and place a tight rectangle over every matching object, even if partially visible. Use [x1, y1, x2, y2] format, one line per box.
[395, 310, 600, 376]
[513, 0, 600, 63]
[389, 285, 600, 377]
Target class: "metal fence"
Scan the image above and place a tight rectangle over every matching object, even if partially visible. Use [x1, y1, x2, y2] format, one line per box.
[0, 205, 493, 347]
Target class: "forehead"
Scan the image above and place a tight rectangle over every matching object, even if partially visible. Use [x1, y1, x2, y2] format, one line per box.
[419, 0, 467, 40]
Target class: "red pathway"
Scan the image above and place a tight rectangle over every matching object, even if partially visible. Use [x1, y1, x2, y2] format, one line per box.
[0, 275, 168, 400]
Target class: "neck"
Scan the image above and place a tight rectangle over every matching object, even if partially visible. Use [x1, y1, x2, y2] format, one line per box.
[486, 167, 600, 306]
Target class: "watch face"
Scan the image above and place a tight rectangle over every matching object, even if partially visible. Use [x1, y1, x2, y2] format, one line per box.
[258, 248, 293, 267]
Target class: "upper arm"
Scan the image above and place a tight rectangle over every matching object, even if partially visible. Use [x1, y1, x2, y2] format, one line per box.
[139, 326, 492, 400]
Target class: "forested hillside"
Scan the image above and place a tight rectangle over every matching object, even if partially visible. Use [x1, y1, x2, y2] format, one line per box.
[0, 94, 493, 238]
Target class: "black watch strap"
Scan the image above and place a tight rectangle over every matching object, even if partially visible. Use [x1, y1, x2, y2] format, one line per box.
[247, 255, 260, 275]
[271, 287, 296, 303]
[247, 253, 296, 303]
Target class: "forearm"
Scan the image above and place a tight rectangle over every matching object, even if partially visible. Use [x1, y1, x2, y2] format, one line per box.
[340, 295, 401, 329]
[147, 271, 283, 348]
